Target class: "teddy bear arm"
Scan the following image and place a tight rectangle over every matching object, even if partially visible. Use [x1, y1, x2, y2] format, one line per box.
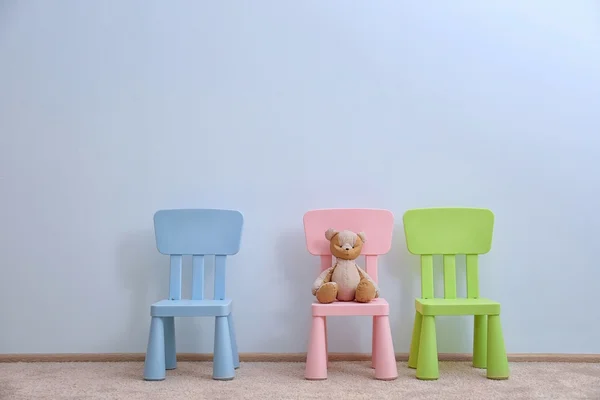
[311, 266, 334, 295]
[355, 265, 380, 296]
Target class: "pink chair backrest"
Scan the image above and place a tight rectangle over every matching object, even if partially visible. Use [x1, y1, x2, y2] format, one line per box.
[303, 208, 394, 284]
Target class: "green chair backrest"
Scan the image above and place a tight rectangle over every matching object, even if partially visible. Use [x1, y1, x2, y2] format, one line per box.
[402, 208, 494, 300]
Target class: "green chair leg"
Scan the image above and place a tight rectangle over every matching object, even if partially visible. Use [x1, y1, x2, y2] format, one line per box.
[486, 314, 509, 380]
[408, 311, 423, 369]
[473, 315, 487, 369]
[416, 315, 439, 380]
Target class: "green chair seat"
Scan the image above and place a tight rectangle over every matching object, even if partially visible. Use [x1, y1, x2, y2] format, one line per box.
[415, 298, 500, 316]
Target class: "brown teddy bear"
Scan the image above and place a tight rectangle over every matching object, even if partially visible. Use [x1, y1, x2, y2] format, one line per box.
[311, 228, 379, 304]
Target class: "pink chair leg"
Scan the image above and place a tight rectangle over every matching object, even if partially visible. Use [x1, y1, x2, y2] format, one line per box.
[305, 316, 327, 380]
[371, 316, 377, 369]
[324, 318, 328, 365]
[373, 316, 398, 380]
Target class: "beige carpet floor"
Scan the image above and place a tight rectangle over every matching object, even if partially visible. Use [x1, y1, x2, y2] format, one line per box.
[1, 361, 599, 400]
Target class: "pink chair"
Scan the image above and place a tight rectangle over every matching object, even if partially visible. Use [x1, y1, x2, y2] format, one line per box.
[303, 208, 398, 381]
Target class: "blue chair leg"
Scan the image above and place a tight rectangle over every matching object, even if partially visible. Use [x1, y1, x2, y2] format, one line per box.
[164, 317, 177, 370]
[213, 316, 235, 380]
[144, 316, 166, 381]
[227, 313, 240, 369]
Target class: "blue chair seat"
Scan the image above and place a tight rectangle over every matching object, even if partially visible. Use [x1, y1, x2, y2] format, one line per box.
[151, 299, 232, 317]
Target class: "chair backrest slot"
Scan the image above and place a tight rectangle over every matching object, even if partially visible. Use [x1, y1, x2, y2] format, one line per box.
[421, 255, 434, 299]
[443, 254, 457, 299]
[466, 254, 479, 299]
[192, 255, 205, 300]
[365, 255, 378, 284]
[214, 255, 227, 300]
[320, 255, 332, 272]
[169, 255, 183, 300]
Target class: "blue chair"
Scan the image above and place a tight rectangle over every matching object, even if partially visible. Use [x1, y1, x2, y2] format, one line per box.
[143, 209, 244, 381]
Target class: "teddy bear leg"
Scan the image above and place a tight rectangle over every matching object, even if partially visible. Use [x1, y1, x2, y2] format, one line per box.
[355, 279, 377, 303]
[316, 282, 338, 304]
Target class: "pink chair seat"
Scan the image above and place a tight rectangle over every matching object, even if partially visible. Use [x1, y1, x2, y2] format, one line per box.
[311, 298, 389, 317]
[303, 208, 398, 381]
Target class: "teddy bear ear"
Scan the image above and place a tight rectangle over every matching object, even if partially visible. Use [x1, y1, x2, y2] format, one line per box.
[325, 228, 338, 241]
[357, 231, 367, 243]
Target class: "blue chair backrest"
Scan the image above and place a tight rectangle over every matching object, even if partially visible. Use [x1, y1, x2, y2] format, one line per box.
[153, 209, 244, 301]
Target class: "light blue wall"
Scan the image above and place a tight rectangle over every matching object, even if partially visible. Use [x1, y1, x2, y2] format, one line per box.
[1, 0, 599, 355]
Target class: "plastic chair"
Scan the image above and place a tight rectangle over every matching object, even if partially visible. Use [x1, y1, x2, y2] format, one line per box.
[303, 208, 398, 381]
[402, 207, 509, 380]
[143, 209, 244, 381]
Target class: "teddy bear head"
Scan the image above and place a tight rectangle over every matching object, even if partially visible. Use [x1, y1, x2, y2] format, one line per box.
[324, 228, 367, 260]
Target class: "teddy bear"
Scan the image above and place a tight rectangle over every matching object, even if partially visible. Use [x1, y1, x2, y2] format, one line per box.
[311, 228, 379, 304]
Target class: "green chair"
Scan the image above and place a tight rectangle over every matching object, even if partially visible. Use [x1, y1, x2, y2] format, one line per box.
[402, 207, 509, 380]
